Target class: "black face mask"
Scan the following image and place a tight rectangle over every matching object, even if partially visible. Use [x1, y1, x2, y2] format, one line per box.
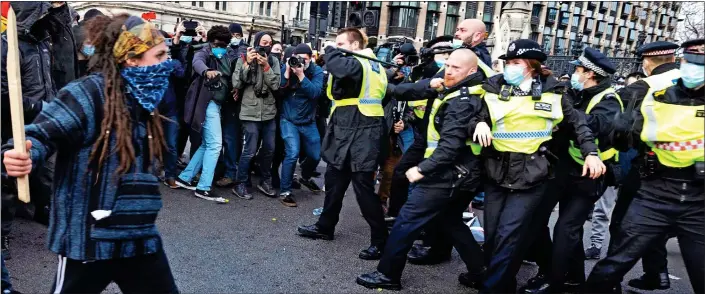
[270, 53, 282, 61]
[261, 46, 272, 54]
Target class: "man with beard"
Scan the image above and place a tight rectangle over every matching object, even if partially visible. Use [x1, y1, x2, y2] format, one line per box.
[356, 49, 486, 291]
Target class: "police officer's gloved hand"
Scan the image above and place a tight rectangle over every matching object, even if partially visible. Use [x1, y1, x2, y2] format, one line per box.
[610, 112, 635, 148]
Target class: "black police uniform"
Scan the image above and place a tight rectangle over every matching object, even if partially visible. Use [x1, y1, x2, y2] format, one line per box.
[585, 39, 705, 294]
[522, 47, 623, 293]
[297, 47, 392, 258]
[356, 74, 486, 291]
[605, 41, 681, 290]
[473, 39, 599, 294]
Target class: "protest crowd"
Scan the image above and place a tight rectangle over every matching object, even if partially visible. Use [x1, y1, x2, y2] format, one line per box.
[0, 2, 703, 294]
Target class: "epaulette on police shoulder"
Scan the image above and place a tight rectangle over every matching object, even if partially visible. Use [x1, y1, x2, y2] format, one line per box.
[653, 88, 667, 98]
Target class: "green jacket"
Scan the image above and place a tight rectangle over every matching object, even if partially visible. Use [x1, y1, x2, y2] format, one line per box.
[232, 57, 281, 121]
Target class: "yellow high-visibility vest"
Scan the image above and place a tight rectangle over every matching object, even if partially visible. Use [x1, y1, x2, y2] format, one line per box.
[484, 87, 564, 154]
[424, 85, 485, 158]
[567, 88, 624, 164]
[640, 85, 704, 168]
[326, 53, 387, 117]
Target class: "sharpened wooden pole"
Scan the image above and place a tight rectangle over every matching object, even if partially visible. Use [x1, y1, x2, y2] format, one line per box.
[6, 7, 30, 203]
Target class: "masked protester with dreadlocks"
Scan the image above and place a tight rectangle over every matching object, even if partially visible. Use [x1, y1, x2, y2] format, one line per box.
[2, 14, 179, 293]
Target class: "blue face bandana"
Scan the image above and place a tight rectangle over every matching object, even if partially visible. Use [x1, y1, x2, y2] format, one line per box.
[121, 60, 175, 112]
[179, 36, 193, 43]
[81, 44, 95, 57]
[211, 47, 227, 59]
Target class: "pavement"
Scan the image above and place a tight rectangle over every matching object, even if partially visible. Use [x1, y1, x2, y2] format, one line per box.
[4, 175, 693, 293]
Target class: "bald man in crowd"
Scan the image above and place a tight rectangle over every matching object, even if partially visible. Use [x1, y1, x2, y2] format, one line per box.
[356, 49, 486, 291]
[454, 19, 493, 72]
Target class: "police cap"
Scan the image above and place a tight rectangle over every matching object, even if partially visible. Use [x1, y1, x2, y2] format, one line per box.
[636, 41, 678, 58]
[681, 38, 705, 65]
[570, 47, 616, 76]
[498, 39, 547, 62]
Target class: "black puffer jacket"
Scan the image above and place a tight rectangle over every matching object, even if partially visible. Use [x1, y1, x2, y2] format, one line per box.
[475, 74, 598, 190]
[8, 2, 55, 104]
[46, 3, 78, 90]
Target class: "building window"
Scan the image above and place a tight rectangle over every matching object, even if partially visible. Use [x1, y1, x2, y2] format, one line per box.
[485, 23, 492, 35]
[560, 3, 569, 11]
[531, 4, 541, 17]
[623, 3, 632, 14]
[483, 2, 494, 23]
[390, 1, 419, 7]
[573, 15, 579, 26]
[574, 7, 581, 15]
[530, 32, 540, 42]
[369, 2, 382, 8]
[424, 12, 440, 40]
[629, 29, 636, 41]
[197, 1, 203, 7]
[259, 1, 272, 16]
[547, 8, 558, 23]
[466, 2, 478, 19]
[543, 26, 552, 35]
[445, 2, 460, 35]
[191, 1, 196, 6]
[597, 21, 606, 33]
[585, 18, 594, 31]
[215, 1, 219, 10]
[555, 37, 566, 55]
[389, 7, 418, 36]
[606, 23, 613, 38]
[560, 11, 569, 26]
[427, 1, 440, 12]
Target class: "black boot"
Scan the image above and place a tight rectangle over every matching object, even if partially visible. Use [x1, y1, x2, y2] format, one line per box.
[356, 271, 401, 290]
[408, 246, 451, 265]
[359, 245, 383, 260]
[628, 272, 670, 290]
[458, 271, 484, 289]
[297, 224, 334, 240]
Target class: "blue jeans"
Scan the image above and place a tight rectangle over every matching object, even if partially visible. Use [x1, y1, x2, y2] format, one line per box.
[236, 120, 276, 183]
[179, 101, 222, 191]
[398, 127, 414, 154]
[221, 105, 242, 179]
[280, 119, 321, 193]
[163, 115, 180, 180]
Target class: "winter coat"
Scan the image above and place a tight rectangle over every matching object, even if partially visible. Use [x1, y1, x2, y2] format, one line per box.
[47, 3, 78, 90]
[183, 44, 238, 133]
[231, 37, 281, 121]
[279, 62, 324, 125]
[6, 2, 55, 104]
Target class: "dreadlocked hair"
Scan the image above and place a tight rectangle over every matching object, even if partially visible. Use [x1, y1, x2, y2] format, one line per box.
[84, 13, 166, 175]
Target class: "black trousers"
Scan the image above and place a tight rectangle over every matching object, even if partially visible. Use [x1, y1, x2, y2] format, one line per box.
[609, 167, 670, 276]
[586, 192, 705, 294]
[529, 163, 607, 284]
[51, 250, 179, 294]
[377, 185, 484, 281]
[482, 182, 547, 293]
[316, 164, 388, 247]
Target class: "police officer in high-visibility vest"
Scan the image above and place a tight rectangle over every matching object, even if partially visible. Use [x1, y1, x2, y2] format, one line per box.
[606, 41, 681, 291]
[356, 48, 486, 291]
[522, 47, 624, 294]
[585, 38, 705, 294]
[297, 28, 390, 260]
[468, 39, 606, 294]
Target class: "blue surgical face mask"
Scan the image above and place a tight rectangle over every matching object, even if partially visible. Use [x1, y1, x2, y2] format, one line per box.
[179, 36, 193, 43]
[503, 64, 527, 86]
[435, 60, 445, 68]
[680, 63, 705, 89]
[81, 44, 95, 57]
[211, 47, 227, 59]
[121, 60, 175, 112]
[230, 37, 242, 45]
[452, 39, 464, 49]
[571, 72, 586, 91]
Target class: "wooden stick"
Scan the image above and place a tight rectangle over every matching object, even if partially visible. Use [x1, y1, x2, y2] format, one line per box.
[6, 7, 30, 203]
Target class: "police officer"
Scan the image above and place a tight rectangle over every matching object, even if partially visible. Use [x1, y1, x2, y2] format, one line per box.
[522, 47, 623, 294]
[297, 28, 389, 260]
[356, 49, 486, 291]
[585, 38, 705, 294]
[606, 41, 681, 291]
[469, 39, 605, 294]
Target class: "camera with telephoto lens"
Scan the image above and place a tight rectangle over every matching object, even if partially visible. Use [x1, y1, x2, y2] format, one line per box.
[288, 56, 305, 68]
[255, 46, 267, 56]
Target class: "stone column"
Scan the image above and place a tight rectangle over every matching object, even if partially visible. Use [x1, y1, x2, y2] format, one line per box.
[416, 2, 429, 46]
[378, 1, 390, 37]
[436, 1, 448, 37]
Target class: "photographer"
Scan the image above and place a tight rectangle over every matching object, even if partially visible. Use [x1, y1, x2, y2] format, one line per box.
[172, 20, 208, 158]
[177, 25, 235, 203]
[231, 32, 281, 200]
[277, 44, 324, 207]
[386, 43, 418, 85]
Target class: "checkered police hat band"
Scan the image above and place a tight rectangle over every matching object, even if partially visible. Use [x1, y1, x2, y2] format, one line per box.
[643, 49, 676, 56]
[517, 48, 542, 56]
[578, 55, 608, 76]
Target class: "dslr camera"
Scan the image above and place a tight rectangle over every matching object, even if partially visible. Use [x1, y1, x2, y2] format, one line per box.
[288, 56, 305, 68]
[182, 20, 199, 37]
[255, 46, 267, 56]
